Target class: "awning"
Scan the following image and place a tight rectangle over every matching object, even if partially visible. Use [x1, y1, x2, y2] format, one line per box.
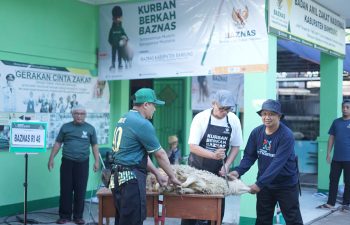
[278, 39, 350, 73]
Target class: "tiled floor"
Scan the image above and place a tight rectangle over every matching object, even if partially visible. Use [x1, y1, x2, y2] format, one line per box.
[0, 187, 348, 225]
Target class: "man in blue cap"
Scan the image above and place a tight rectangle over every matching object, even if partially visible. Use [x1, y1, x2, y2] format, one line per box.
[111, 88, 181, 225]
[229, 99, 303, 225]
[2, 74, 16, 112]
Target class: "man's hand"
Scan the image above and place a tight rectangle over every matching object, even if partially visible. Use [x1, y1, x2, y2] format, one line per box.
[155, 173, 168, 187]
[213, 148, 226, 160]
[249, 184, 260, 194]
[326, 154, 331, 164]
[48, 159, 54, 171]
[168, 176, 182, 186]
[93, 160, 99, 172]
[219, 164, 229, 177]
[227, 170, 239, 180]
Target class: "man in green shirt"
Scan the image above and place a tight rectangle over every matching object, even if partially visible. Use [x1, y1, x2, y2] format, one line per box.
[48, 105, 99, 225]
[112, 88, 181, 225]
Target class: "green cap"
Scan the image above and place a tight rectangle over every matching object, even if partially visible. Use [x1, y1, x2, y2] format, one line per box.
[134, 88, 165, 105]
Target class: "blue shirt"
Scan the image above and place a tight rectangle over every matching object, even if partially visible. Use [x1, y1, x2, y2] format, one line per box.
[328, 118, 350, 161]
[235, 123, 298, 189]
[113, 110, 161, 167]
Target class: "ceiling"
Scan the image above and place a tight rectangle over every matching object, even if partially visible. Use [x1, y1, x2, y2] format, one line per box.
[79, 0, 350, 28]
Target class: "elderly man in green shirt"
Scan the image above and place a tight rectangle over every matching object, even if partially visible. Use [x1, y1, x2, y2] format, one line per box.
[48, 105, 99, 225]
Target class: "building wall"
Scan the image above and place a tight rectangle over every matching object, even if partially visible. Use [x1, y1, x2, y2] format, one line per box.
[0, 0, 99, 215]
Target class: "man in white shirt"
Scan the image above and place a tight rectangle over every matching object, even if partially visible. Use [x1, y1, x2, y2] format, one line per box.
[182, 90, 243, 225]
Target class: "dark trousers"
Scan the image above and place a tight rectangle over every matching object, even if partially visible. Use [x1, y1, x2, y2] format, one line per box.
[180, 198, 225, 225]
[327, 161, 350, 206]
[113, 179, 142, 225]
[111, 45, 122, 67]
[255, 185, 303, 225]
[59, 157, 89, 220]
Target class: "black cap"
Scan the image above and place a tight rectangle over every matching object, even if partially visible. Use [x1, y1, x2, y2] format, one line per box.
[112, 6, 123, 18]
[6, 74, 15, 81]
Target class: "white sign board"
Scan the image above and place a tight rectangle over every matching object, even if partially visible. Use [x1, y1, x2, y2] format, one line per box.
[11, 127, 45, 148]
[10, 121, 47, 152]
[268, 0, 346, 56]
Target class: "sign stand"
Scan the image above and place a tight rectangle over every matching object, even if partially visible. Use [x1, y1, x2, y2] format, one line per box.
[24, 153, 28, 225]
[10, 121, 47, 225]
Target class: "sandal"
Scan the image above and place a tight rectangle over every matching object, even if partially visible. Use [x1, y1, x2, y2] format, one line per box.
[341, 205, 350, 211]
[316, 203, 334, 209]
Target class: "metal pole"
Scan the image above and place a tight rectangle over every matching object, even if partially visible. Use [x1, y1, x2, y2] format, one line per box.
[200, 0, 225, 65]
[24, 153, 28, 225]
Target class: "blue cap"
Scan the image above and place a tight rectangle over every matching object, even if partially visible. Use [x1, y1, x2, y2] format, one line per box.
[257, 99, 284, 118]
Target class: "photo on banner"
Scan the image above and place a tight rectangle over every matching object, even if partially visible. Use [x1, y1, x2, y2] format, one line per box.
[0, 60, 110, 151]
[98, 0, 268, 80]
[191, 74, 243, 112]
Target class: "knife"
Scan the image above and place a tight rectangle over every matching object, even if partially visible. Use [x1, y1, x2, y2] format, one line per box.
[222, 158, 230, 188]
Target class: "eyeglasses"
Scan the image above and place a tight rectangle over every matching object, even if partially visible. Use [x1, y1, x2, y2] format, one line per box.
[73, 112, 86, 116]
[218, 106, 232, 112]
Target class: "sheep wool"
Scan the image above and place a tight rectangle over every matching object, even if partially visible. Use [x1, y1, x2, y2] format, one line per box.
[146, 165, 250, 196]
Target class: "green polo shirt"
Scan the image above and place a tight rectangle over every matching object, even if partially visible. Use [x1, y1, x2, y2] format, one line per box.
[113, 110, 161, 167]
[56, 121, 97, 161]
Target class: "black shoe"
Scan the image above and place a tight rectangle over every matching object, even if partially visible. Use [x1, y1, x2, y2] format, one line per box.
[74, 218, 85, 225]
[56, 218, 70, 224]
[342, 205, 350, 211]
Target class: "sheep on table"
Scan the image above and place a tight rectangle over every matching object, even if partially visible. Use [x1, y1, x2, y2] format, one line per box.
[146, 164, 250, 196]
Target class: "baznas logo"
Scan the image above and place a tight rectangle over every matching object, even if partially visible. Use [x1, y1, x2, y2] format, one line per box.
[224, 127, 230, 134]
[232, 5, 249, 28]
[81, 131, 88, 138]
[277, 0, 283, 10]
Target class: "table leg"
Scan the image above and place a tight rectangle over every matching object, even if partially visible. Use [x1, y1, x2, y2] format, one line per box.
[217, 198, 222, 225]
[98, 198, 103, 225]
[153, 196, 158, 225]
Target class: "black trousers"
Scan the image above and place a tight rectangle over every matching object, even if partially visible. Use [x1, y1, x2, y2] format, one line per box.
[255, 185, 303, 225]
[113, 179, 142, 225]
[59, 157, 89, 220]
[180, 198, 225, 225]
[327, 160, 350, 206]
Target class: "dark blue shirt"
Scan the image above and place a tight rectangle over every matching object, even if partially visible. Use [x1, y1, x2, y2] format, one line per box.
[328, 118, 350, 161]
[235, 123, 298, 189]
